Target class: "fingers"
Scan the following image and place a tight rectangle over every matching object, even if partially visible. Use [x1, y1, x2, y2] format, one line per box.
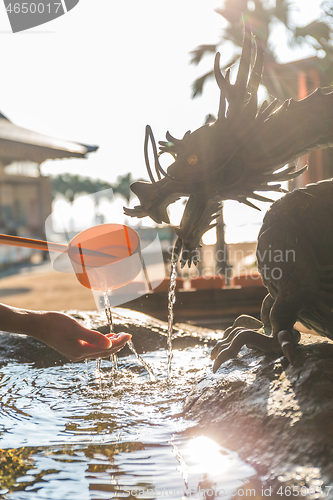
[105, 333, 132, 351]
[71, 332, 132, 362]
[75, 327, 113, 349]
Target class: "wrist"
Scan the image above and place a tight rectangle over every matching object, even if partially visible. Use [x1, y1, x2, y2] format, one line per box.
[25, 310, 51, 342]
[2, 306, 48, 340]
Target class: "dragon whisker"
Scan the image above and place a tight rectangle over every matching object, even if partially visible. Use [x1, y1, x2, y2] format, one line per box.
[144, 125, 158, 183]
[126, 22, 333, 268]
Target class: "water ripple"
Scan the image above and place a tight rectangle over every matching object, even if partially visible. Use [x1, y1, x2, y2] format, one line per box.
[0, 346, 257, 499]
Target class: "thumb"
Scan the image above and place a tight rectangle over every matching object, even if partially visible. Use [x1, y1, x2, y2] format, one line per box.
[78, 328, 112, 348]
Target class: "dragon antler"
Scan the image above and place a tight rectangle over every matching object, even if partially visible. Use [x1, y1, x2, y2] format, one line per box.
[124, 25, 333, 266]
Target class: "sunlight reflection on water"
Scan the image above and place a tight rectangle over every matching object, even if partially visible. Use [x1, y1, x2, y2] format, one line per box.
[0, 346, 256, 499]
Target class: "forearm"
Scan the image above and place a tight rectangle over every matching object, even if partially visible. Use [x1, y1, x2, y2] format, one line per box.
[0, 302, 131, 362]
[0, 303, 45, 338]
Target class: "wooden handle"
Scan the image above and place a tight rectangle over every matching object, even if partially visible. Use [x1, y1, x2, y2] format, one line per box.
[0, 234, 68, 253]
[0, 233, 117, 260]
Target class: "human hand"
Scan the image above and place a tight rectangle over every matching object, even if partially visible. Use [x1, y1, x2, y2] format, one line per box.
[36, 311, 131, 362]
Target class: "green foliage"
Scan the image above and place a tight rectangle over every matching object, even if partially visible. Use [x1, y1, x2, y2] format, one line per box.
[191, 0, 333, 99]
[50, 172, 138, 203]
[0, 448, 33, 492]
[322, 0, 333, 18]
[0, 447, 60, 493]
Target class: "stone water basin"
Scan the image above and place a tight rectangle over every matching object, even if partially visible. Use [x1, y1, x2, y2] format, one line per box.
[1, 308, 332, 499]
[0, 309, 256, 500]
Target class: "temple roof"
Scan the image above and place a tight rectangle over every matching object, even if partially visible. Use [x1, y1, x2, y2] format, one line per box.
[0, 112, 98, 165]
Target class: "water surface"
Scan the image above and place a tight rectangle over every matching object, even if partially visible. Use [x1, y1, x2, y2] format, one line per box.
[0, 346, 256, 499]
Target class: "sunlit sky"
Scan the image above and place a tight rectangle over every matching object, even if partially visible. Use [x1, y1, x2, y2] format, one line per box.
[0, 0, 325, 242]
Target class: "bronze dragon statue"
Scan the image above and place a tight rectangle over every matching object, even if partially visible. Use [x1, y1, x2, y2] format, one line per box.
[124, 25, 333, 371]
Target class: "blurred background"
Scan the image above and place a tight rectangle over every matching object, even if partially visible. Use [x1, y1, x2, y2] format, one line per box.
[0, 0, 331, 311]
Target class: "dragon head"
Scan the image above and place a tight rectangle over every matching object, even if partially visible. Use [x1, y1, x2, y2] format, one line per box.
[124, 25, 333, 266]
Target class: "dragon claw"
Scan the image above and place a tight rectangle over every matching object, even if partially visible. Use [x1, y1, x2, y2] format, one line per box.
[213, 347, 234, 373]
[210, 313, 302, 372]
[123, 22, 333, 371]
[277, 330, 295, 365]
[211, 320, 301, 372]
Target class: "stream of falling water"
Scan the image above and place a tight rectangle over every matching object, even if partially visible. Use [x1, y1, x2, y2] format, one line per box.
[167, 249, 178, 379]
[103, 291, 156, 382]
[103, 292, 118, 374]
